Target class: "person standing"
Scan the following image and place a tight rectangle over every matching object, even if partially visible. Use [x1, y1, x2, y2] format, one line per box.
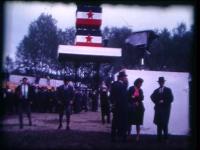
[150, 77, 173, 142]
[91, 89, 98, 112]
[110, 71, 129, 142]
[82, 90, 88, 112]
[73, 88, 82, 113]
[15, 77, 33, 129]
[56, 77, 74, 130]
[99, 81, 110, 124]
[127, 78, 145, 142]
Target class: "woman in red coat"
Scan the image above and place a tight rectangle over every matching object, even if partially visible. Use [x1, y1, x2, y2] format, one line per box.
[127, 78, 145, 141]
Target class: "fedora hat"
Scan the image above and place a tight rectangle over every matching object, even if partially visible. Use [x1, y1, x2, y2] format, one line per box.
[118, 71, 127, 78]
[22, 77, 27, 80]
[157, 77, 166, 82]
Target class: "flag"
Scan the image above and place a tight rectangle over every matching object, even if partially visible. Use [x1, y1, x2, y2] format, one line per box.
[125, 30, 158, 47]
[75, 35, 102, 47]
[76, 5, 102, 27]
[125, 31, 148, 46]
[75, 28, 102, 47]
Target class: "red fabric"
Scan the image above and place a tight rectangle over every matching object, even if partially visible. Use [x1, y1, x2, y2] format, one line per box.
[75, 42, 102, 47]
[133, 87, 140, 102]
[76, 19, 102, 26]
[133, 87, 139, 97]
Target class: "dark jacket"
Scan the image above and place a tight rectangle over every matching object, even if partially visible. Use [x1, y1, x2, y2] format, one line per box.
[15, 84, 33, 102]
[127, 86, 145, 124]
[110, 80, 128, 129]
[56, 84, 74, 106]
[150, 86, 173, 126]
[100, 90, 110, 114]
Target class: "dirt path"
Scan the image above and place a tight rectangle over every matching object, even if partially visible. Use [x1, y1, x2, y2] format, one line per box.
[0, 112, 190, 149]
[1, 111, 111, 132]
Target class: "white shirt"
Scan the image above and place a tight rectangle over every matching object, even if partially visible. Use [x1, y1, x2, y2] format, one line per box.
[159, 86, 164, 94]
[21, 84, 28, 99]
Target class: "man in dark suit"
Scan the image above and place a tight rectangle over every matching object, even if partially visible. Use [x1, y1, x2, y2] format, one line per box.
[15, 77, 33, 129]
[99, 81, 110, 124]
[56, 77, 74, 130]
[82, 90, 88, 112]
[110, 71, 129, 142]
[91, 89, 98, 112]
[150, 77, 173, 142]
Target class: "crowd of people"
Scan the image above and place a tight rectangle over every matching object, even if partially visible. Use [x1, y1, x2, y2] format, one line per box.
[1, 80, 99, 115]
[1, 71, 174, 143]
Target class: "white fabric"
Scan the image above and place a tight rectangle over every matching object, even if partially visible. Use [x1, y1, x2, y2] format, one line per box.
[58, 45, 122, 57]
[159, 87, 164, 93]
[75, 35, 102, 43]
[76, 12, 101, 20]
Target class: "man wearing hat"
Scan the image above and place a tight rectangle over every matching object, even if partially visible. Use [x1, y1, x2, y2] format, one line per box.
[15, 77, 33, 129]
[56, 77, 75, 130]
[110, 71, 129, 142]
[150, 77, 173, 142]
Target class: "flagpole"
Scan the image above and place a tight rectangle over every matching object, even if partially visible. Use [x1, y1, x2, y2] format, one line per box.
[140, 45, 146, 70]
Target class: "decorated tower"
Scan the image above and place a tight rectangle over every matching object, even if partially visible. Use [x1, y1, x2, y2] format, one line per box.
[57, 4, 121, 62]
[75, 5, 102, 47]
[57, 4, 122, 88]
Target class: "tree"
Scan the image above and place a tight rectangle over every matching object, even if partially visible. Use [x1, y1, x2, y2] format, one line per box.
[15, 13, 59, 76]
[101, 27, 132, 73]
[4, 56, 14, 73]
[148, 23, 193, 72]
[102, 27, 132, 48]
[171, 23, 192, 71]
[57, 27, 76, 45]
[148, 28, 173, 70]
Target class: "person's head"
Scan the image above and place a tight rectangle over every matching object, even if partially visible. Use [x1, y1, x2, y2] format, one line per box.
[22, 77, 28, 84]
[63, 77, 70, 85]
[157, 77, 165, 87]
[117, 71, 128, 83]
[51, 87, 55, 91]
[134, 78, 143, 88]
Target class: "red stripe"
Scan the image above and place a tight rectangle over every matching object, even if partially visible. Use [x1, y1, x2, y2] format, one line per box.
[75, 42, 102, 47]
[76, 19, 101, 26]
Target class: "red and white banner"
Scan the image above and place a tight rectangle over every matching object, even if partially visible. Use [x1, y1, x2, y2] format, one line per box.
[75, 35, 102, 47]
[76, 11, 102, 26]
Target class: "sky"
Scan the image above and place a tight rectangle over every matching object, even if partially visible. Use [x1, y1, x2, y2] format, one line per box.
[3, 1, 194, 61]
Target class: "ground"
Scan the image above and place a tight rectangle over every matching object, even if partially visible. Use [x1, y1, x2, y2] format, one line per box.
[0, 111, 191, 149]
